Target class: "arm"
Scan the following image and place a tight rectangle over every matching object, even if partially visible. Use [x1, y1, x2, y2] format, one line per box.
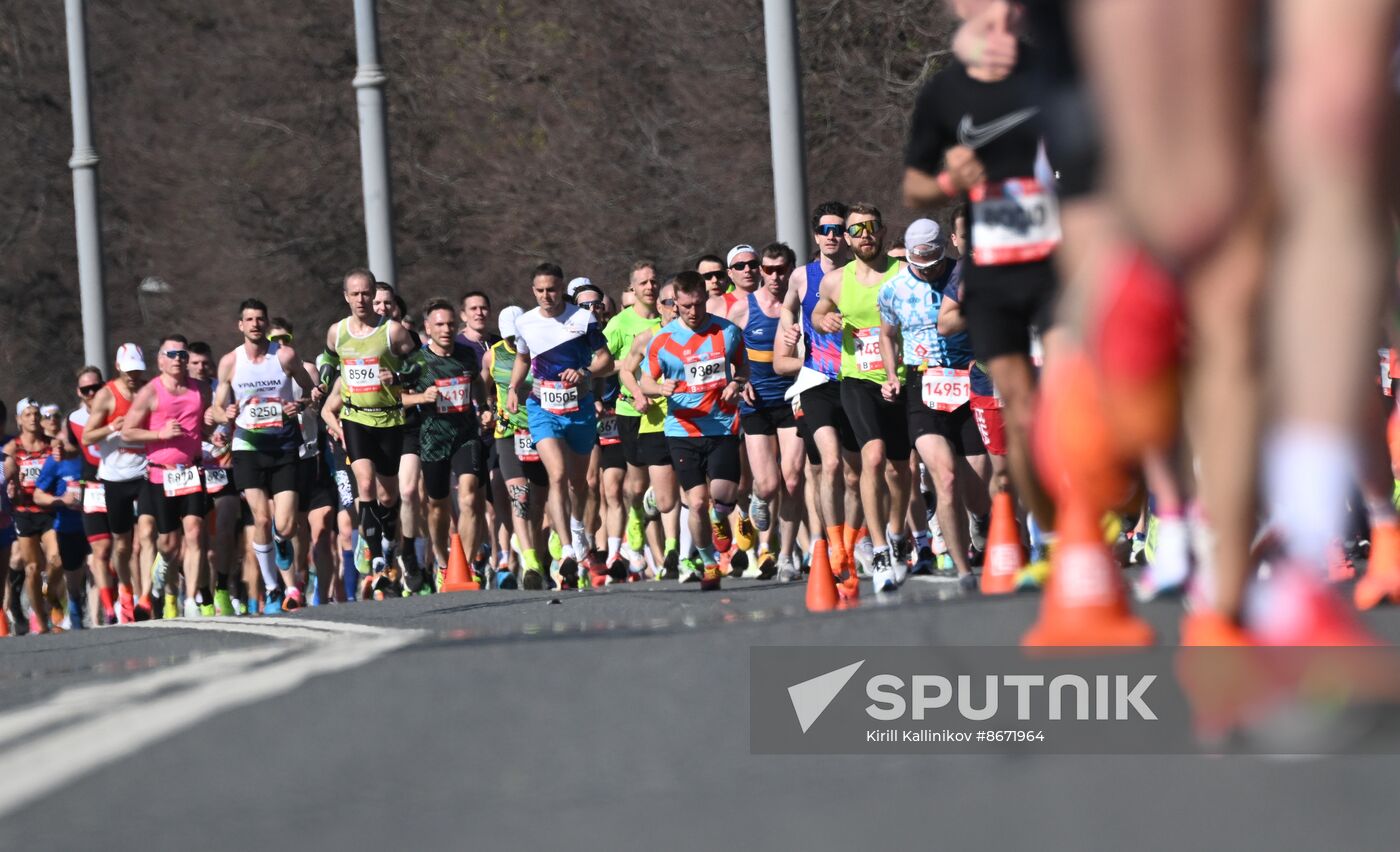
[279, 344, 321, 403]
[1, 442, 15, 494]
[619, 331, 655, 412]
[318, 323, 340, 390]
[81, 388, 119, 444]
[774, 285, 804, 378]
[637, 337, 676, 398]
[586, 345, 614, 382]
[34, 460, 79, 510]
[507, 350, 530, 413]
[210, 352, 237, 424]
[879, 316, 904, 400]
[810, 268, 844, 334]
[320, 379, 344, 444]
[120, 385, 170, 444]
[399, 351, 436, 407]
[938, 286, 969, 336]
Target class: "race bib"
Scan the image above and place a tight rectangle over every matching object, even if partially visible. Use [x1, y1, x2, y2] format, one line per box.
[18, 458, 43, 488]
[343, 358, 382, 395]
[922, 368, 971, 412]
[1382, 349, 1393, 397]
[537, 380, 579, 414]
[683, 351, 726, 391]
[855, 327, 884, 373]
[83, 482, 107, 514]
[162, 466, 203, 498]
[514, 429, 540, 463]
[435, 377, 470, 414]
[240, 397, 284, 431]
[970, 178, 1062, 266]
[598, 411, 620, 446]
[203, 467, 229, 494]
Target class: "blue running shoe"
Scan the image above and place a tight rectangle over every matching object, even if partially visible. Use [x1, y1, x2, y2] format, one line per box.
[273, 534, 293, 571]
[263, 588, 284, 616]
[496, 568, 518, 590]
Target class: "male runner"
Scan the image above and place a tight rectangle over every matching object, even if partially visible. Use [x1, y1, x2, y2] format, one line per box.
[455, 290, 502, 567]
[812, 203, 914, 590]
[573, 283, 629, 579]
[402, 298, 493, 590]
[878, 219, 985, 592]
[67, 365, 117, 624]
[728, 242, 804, 579]
[81, 343, 154, 621]
[640, 271, 750, 590]
[374, 283, 428, 582]
[3, 400, 59, 632]
[507, 263, 614, 588]
[121, 336, 214, 619]
[697, 254, 729, 300]
[212, 300, 319, 611]
[319, 269, 421, 589]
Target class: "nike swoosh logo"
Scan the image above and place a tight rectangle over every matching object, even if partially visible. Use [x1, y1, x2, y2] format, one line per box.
[957, 107, 1039, 150]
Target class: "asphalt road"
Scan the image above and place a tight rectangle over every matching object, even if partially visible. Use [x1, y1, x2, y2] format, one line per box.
[2, 575, 1398, 851]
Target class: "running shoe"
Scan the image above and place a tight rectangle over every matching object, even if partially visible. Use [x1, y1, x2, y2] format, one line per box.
[264, 588, 284, 616]
[607, 557, 629, 583]
[853, 536, 875, 578]
[642, 487, 660, 520]
[521, 568, 544, 590]
[710, 515, 733, 554]
[626, 506, 646, 553]
[401, 552, 425, 595]
[151, 554, 168, 600]
[970, 513, 989, 555]
[118, 588, 136, 624]
[700, 561, 723, 591]
[163, 594, 179, 620]
[135, 594, 154, 622]
[754, 551, 777, 580]
[679, 556, 703, 584]
[662, 549, 680, 581]
[547, 530, 564, 562]
[871, 550, 897, 593]
[496, 569, 518, 590]
[776, 554, 801, 583]
[749, 495, 772, 533]
[273, 534, 293, 571]
[1015, 559, 1049, 591]
[892, 538, 912, 586]
[557, 556, 580, 591]
[1129, 534, 1147, 566]
[28, 613, 46, 635]
[214, 589, 236, 617]
[182, 598, 200, 619]
[283, 588, 304, 611]
[67, 599, 85, 630]
[958, 572, 979, 594]
[354, 536, 372, 575]
[734, 514, 756, 551]
[587, 551, 609, 588]
[911, 546, 936, 576]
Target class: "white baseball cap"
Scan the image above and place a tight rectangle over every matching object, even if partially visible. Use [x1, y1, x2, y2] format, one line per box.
[15, 398, 38, 414]
[726, 244, 757, 267]
[904, 219, 944, 269]
[115, 342, 146, 372]
[40, 404, 60, 418]
[499, 305, 524, 339]
[566, 277, 593, 298]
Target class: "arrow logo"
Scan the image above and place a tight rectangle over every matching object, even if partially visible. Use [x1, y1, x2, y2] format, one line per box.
[787, 660, 865, 733]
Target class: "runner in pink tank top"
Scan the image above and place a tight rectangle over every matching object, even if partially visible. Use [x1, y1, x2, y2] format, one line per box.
[145, 373, 204, 482]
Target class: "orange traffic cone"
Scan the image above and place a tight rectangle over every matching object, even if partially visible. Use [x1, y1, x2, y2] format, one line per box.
[1023, 499, 1153, 647]
[0, 606, 9, 637]
[806, 539, 838, 612]
[980, 491, 1024, 595]
[440, 533, 481, 593]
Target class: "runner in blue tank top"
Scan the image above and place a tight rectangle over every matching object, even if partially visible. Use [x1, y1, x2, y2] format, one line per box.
[728, 242, 804, 580]
[775, 201, 862, 580]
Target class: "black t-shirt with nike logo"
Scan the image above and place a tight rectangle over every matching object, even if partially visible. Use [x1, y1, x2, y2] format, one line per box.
[905, 45, 1044, 184]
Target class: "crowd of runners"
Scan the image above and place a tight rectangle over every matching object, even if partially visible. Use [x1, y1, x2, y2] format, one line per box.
[4, 0, 1400, 650]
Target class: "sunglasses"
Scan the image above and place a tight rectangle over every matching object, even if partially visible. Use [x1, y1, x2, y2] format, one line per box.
[761, 264, 790, 276]
[729, 260, 759, 272]
[660, 298, 676, 307]
[270, 333, 292, 344]
[163, 349, 190, 361]
[78, 384, 102, 396]
[846, 221, 881, 238]
[576, 300, 604, 311]
[815, 224, 843, 238]
[701, 270, 728, 281]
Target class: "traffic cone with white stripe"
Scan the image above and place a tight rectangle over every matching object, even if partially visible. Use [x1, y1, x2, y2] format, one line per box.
[980, 491, 1023, 595]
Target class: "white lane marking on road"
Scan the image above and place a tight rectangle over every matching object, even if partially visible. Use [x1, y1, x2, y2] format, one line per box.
[0, 618, 425, 820]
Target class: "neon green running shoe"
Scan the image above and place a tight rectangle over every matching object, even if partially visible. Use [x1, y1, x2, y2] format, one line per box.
[213, 589, 236, 617]
[548, 530, 564, 561]
[1144, 513, 1161, 564]
[355, 535, 372, 576]
[626, 506, 645, 553]
[163, 594, 179, 620]
[198, 601, 216, 617]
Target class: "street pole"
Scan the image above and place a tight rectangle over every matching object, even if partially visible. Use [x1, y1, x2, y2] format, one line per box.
[64, 0, 108, 368]
[351, 0, 396, 285]
[762, 0, 809, 258]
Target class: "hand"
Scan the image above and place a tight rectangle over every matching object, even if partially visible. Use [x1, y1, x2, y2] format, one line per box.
[108, 415, 126, 433]
[377, 365, 394, 386]
[421, 385, 439, 403]
[480, 408, 495, 429]
[283, 400, 303, 417]
[882, 376, 901, 402]
[780, 325, 801, 350]
[818, 311, 843, 335]
[952, 0, 1017, 80]
[158, 419, 183, 440]
[721, 381, 743, 406]
[658, 379, 678, 398]
[310, 385, 326, 407]
[633, 394, 651, 414]
[5, 481, 14, 500]
[224, 404, 239, 422]
[558, 368, 585, 386]
[325, 417, 344, 445]
[507, 386, 521, 414]
[945, 145, 986, 192]
[203, 408, 216, 427]
[62, 489, 81, 508]
[741, 382, 756, 406]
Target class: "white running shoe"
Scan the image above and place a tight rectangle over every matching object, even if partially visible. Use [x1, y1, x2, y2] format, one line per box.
[871, 550, 898, 593]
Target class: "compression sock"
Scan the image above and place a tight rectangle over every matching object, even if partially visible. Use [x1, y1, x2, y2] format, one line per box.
[357, 502, 384, 560]
[341, 546, 358, 601]
[606, 537, 621, 564]
[253, 541, 280, 590]
[570, 517, 589, 560]
[1264, 426, 1356, 567]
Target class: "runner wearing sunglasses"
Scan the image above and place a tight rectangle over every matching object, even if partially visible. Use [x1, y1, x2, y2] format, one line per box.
[697, 254, 730, 301]
[65, 365, 118, 624]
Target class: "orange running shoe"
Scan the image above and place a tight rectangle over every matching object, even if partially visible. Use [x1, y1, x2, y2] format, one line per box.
[1356, 522, 1400, 610]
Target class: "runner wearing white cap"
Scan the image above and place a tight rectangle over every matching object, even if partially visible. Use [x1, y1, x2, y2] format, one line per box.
[485, 305, 549, 587]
